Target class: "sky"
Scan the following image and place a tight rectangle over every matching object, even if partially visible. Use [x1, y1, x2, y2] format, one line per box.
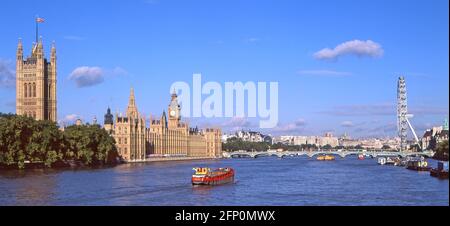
[0, 0, 448, 138]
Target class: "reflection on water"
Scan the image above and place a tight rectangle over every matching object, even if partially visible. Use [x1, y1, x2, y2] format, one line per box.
[0, 157, 448, 206]
[9, 170, 57, 205]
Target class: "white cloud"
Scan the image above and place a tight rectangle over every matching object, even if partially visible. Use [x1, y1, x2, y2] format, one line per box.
[111, 67, 129, 76]
[245, 37, 260, 43]
[272, 118, 307, 133]
[297, 70, 352, 77]
[58, 114, 81, 126]
[68, 66, 128, 88]
[64, 114, 79, 121]
[69, 66, 104, 88]
[0, 59, 15, 88]
[221, 117, 254, 130]
[320, 103, 395, 116]
[320, 103, 449, 117]
[341, 121, 354, 127]
[314, 40, 384, 61]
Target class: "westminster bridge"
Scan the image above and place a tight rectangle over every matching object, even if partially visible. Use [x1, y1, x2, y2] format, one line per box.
[222, 150, 435, 159]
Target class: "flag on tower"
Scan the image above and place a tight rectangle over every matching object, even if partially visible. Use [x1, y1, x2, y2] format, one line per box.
[36, 17, 45, 23]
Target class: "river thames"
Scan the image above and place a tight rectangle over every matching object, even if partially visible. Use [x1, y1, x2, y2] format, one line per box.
[0, 156, 448, 206]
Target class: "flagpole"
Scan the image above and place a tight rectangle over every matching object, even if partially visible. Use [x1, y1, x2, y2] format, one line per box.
[35, 16, 38, 43]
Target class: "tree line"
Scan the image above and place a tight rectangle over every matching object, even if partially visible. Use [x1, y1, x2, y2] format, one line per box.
[0, 113, 120, 169]
[433, 140, 449, 161]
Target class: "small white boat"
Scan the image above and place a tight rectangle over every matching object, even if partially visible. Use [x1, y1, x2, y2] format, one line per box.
[378, 157, 387, 165]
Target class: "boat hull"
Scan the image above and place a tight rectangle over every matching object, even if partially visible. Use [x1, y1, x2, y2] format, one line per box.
[192, 175, 234, 185]
[430, 169, 449, 179]
[192, 168, 235, 186]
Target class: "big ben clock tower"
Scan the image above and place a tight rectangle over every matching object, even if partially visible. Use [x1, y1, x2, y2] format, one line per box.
[168, 90, 181, 128]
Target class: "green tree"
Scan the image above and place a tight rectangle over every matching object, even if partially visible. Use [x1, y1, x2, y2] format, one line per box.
[0, 113, 119, 169]
[434, 140, 449, 161]
[64, 124, 118, 165]
[27, 120, 65, 167]
[0, 114, 35, 168]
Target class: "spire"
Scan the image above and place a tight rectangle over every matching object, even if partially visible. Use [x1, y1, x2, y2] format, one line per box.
[51, 41, 56, 54]
[17, 38, 23, 58]
[171, 88, 178, 100]
[50, 41, 56, 63]
[126, 87, 138, 118]
[129, 87, 136, 107]
[17, 38, 23, 50]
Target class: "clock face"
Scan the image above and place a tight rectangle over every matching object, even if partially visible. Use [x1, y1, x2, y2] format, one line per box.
[170, 110, 176, 117]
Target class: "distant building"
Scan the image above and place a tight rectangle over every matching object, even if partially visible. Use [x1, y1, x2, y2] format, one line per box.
[359, 138, 383, 149]
[339, 136, 400, 150]
[421, 119, 449, 151]
[222, 133, 236, 142]
[275, 133, 338, 147]
[224, 130, 272, 144]
[318, 133, 339, 147]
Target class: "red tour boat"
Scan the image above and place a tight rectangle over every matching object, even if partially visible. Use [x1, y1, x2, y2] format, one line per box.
[192, 167, 235, 185]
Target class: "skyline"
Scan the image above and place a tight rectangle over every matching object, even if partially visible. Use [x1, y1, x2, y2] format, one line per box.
[0, 0, 449, 138]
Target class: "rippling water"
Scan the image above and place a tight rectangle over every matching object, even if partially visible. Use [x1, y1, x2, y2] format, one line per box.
[0, 156, 448, 206]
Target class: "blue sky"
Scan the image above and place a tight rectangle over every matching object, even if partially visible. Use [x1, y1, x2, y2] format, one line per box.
[0, 0, 448, 138]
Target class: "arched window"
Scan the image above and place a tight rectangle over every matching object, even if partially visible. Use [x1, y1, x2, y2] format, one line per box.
[24, 83, 28, 97]
[33, 111, 36, 119]
[32, 83, 36, 97]
[28, 83, 32, 98]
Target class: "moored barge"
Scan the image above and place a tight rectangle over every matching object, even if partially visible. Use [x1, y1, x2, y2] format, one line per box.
[430, 161, 449, 179]
[192, 167, 235, 185]
[406, 160, 431, 171]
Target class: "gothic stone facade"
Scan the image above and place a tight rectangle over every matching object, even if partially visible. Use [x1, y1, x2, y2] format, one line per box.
[104, 89, 222, 162]
[16, 38, 57, 121]
[104, 88, 146, 162]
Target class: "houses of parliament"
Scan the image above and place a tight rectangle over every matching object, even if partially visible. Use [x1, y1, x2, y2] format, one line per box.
[15, 37, 221, 162]
[103, 88, 222, 162]
[15, 38, 57, 121]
